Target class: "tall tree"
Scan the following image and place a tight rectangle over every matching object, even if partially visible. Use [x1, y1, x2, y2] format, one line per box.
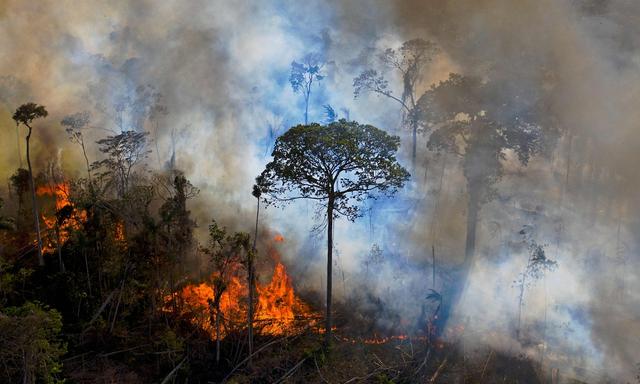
[354, 39, 438, 167]
[420, 73, 553, 331]
[248, 184, 262, 363]
[289, 53, 325, 124]
[256, 119, 410, 345]
[61, 111, 93, 181]
[13, 103, 48, 266]
[92, 130, 151, 198]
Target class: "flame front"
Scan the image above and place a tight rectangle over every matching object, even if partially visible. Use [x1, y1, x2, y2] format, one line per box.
[36, 183, 86, 253]
[173, 258, 316, 340]
[255, 262, 313, 334]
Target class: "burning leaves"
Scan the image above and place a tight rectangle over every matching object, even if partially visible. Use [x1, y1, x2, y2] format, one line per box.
[35, 183, 86, 254]
[172, 259, 316, 340]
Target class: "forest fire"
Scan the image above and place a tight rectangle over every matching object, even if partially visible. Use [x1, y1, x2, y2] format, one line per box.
[35, 183, 86, 253]
[173, 247, 317, 340]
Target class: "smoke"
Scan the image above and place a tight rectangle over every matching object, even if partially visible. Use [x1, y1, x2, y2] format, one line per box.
[0, 0, 638, 381]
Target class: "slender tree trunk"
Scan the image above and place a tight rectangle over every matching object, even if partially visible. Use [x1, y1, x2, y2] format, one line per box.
[304, 91, 310, 125]
[432, 245, 436, 289]
[411, 119, 418, 169]
[464, 191, 480, 268]
[84, 249, 92, 297]
[16, 122, 23, 168]
[436, 189, 479, 335]
[25, 127, 44, 266]
[80, 139, 92, 182]
[248, 198, 260, 363]
[516, 272, 527, 340]
[216, 303, 221, 364]
[56, 224, 65, 272]
[154, 121, 162, 167]
[561, 133, 573, 205]
[325, 195, 334, 347]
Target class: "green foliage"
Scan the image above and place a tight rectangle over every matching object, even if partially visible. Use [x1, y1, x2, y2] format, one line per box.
[202, 220, 251, 306]
[256, 119, 410, 221]
[92, 130, 151, 197]
[0, 198, 14, 231]
[10, 168, 30, 195]
[0, 255, 33, 306]
[12, 102, 48, 127]
[0, 301, 66, 384]
[353, 69, 390, 100]
[61, 111, 91, 143]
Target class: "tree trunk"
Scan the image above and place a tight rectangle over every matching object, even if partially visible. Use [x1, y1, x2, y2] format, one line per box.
[84, 249, 92, 297]
[26, 128, 44, 266]
[80, 139, 92, 182]
[304, 91, 310, 125]
[248, 198, 259, 363]
[435, 189, 479, 335]
[411, 119, 418, 169]
[464, 191, 480, 268]
[216, 303, 221, 364]
[325, 195, 334, 347]
[516, 272, 527, 340]
[16, 122, 23, 169]
[56, 224, 64, 272]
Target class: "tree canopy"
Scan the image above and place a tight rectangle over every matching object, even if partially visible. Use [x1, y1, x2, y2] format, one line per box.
[12, 102, 48, 127]
[256, 119, 410, 220]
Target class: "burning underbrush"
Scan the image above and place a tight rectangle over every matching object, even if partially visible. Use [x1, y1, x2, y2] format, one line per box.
[166, 243, 320, 340]
[36, 182, 87, 253]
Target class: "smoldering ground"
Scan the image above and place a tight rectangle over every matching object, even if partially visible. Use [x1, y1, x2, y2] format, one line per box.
[0, 0, 638, 380]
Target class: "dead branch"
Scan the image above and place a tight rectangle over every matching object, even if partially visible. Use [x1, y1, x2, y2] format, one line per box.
[314, 355, 330, 384]
[479, 349, 494, 381]
[414, 348, 431, 375]
[221, 331, 306, 383]
[275, 357, 307, 384]
[81, 290, 115, 334]
[429, 357, 448, 383]
[160, 357, 187, 384]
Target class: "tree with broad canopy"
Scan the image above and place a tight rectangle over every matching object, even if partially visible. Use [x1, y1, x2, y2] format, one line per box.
[255, 119, 410, 346]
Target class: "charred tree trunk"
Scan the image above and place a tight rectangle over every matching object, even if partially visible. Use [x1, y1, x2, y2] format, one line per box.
[464, 190, 480, 268]
[84, 249, 92, 297]
[436, 189, 480, 335]
[248, 197, 260, 362]
[16, 122, 22, 169]
[80, 138, 92, 182]
[215, 303, 221, 364]
[25, 124, 44, 266]
[325, 194, 335, 347]
[55, 224, 64, 272]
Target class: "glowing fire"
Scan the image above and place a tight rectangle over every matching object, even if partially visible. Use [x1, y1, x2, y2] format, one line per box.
[255, 262, 313, 334]
[36, 183, 86, 253]
[173, 246, 317, 340]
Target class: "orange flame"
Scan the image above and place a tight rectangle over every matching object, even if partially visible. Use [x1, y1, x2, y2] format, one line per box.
[36, 183, 86, 253]
[255, 262, 313, 334]
[171, 255, 317, 340]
